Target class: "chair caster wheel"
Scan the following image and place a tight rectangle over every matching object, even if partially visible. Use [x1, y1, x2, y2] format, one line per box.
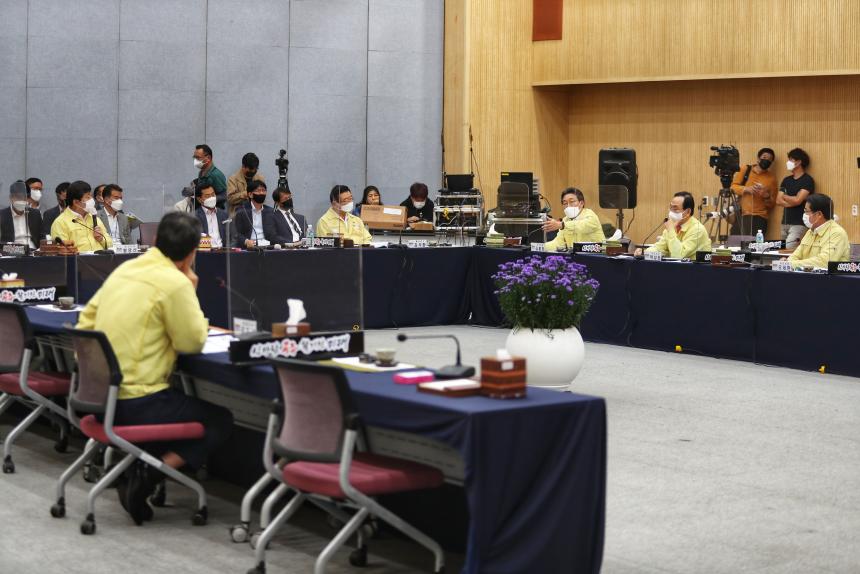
[192, 506, 208, 526]
[50, 499, 66, 518]
[54, 436, 69, 453]
[80, 514, 96, 535]
[249, 532, 271, 550]
[230, 523, 249, 543]
[149, 480, 167, 507]
[246, 562, 266, 574]
[349, 545, 368, 567]
[2, 456, 14, 474]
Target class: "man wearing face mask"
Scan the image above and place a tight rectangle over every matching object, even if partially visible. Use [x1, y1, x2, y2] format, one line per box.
[400, 182, 435, 224]
[42, 181, 69, 235]
[730, 148, 778, 236]
[316, 185, 372, 245]
[234, 180, 275, 248]
[50, 180, 112, 251]
[0, 181, 43, 249]
[271, 185, 307, 245]
[776, 148, 815, 249]
[97, 184, 139, 245]
[226, 153, 266, 217]
[193, 144, 227, 209]
[541, 187, 605, 251]
[635, 191, 711, 258]
[25, 177, 44, 214]
[194, 180, 228, 249]
[786, 194, 849, 269]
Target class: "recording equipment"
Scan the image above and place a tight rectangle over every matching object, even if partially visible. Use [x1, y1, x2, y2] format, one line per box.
[275, 148, 289, 188]
[708, 145, 740, 189]
[396, 333, 475, 379]
[500, 172, 540, 214]
[599, 148, 637, 209]
[443, 173, 474, 193]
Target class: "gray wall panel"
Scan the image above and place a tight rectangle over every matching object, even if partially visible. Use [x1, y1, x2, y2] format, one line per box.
[0, 0, 27, 38]
[26, 136, 117, 193]
[118, 138, 200, 218]
[207, 0, 290, 47]
[290, 0, 368, 50]
[28, 37, 118, 89]
[0, 88, 27, 139]
[28, 0, 119, 39]
[206, 89, 287, 142]
[118, 90, 205, 141]
[369, 0, 443, 54]
[120, 41, 206, 92]
[288, 141, 367, 222]
[28, 87, 117, 139]
[0, 37, 27, 88]
[205, 44, 289, 93]
[0, 139, 26, 191]
[289, 47, 366, 96]
[119, 0, 207, 43]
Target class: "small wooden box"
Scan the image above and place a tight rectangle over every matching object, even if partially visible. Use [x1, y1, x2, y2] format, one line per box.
[410, 221, 434, 232]
[480, 356, 527, 399]
[481, 357, 526, 373]
[272, 322, 311, 337]
[503, 237, 522, 247]
[605, 245, 625, 256]
[360, 205, 406, 230]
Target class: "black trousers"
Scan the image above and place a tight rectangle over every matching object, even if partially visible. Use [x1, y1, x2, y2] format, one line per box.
[114, 388, 234, 469]
[734, 215, 769, 236]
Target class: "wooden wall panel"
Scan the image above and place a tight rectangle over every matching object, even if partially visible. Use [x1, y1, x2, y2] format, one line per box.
[568, 76, 860, 243]
[533, 0, 860, 85]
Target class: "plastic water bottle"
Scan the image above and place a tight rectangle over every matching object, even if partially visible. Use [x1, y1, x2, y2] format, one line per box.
[755, 229, 764, 246]
[305, 224, 314, 248]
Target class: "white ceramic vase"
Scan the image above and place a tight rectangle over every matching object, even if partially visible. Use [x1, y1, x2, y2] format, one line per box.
[504, 327, 585, 390]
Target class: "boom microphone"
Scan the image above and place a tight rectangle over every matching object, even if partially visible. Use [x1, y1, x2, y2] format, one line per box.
[396, 333, 475, 379]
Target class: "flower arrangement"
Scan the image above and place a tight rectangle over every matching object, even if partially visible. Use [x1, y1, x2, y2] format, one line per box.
[492, 255, 599, 331]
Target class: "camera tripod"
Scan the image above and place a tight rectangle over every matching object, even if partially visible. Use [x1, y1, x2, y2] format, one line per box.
[709, 186, 740, 244]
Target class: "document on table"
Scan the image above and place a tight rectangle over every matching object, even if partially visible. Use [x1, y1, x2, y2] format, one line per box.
[201, 333, 236, 354]
[33, 304, 82, 313]
[330, 356, 417, 372]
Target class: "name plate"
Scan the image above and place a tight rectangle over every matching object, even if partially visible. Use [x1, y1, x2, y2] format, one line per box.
[745, 239, 786, 252]
[229, 331, 364, 363]
[644, 251, 663, 261]
[310, 237, 351, 248]
[1, 243, 29, 257]
[530, 242, 546, 252]
[771, 260, 793, 272]
[0, 286, 57, 304]
[113, 244, 141, 254]
[828, 261, 860, 274]
[572, 242, 603, 254]
[406, 239, 430, 248]
[696, 251, 750, 263]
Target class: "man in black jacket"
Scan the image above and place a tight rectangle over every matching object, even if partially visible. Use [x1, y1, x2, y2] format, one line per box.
[270, 185, 307, 245]
[234, 180, 275, 248]
[0, 181, 43, 248]
[42, 181, 69, 234]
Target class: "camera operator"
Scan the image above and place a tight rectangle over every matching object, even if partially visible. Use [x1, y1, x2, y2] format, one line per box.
[776, 148, 815, 249]
[730, 148, 777, 236]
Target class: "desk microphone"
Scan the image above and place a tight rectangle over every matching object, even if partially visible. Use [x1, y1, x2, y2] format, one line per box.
[396, 333, 475, 379]
[214, 276, 264, 334]
[641, 218, 669, 245]
[73, 217, 110, 252]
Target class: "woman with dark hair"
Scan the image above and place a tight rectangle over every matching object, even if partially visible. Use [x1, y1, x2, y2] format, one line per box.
[400, 182, 434, 223]
[354, 185, 382, 216]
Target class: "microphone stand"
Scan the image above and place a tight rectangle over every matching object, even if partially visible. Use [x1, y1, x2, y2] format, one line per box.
[396, 333, 475, 379]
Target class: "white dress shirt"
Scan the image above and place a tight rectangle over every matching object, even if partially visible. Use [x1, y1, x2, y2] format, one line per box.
[12, 209, 35, 249]
[278, 208, 301, 242]
[251, 205, 265, 243]
[204, 208, 222, 248]
[106, 212, 121, 244]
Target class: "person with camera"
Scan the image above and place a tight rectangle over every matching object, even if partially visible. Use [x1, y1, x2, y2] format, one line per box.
[730, 148, 777, 236]
[785, 194, 849, 269]
[776, 148, 815, 249]
[634, 191, 711, 258]
[541, 187, 604, 251]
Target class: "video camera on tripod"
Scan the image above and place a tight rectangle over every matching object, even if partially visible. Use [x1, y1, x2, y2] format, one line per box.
[709, 145, 740, 191]
[275, 149, 289, 188]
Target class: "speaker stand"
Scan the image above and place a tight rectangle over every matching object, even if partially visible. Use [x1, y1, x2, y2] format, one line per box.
[615, 208, 624, 237]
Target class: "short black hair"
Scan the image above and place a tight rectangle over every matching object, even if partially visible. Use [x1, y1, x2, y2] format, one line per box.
[155, 212, 202, 261]
[409, 182, 429, 200]
[361, 185, 380, 204]
[66, 181, 92, 205]
[674, 191, 695, 214]
[9, 180, 27, 199]
[55, 181, 70, 195]
[272, 185, 291, 204]
[787, 147, 810, 168]
[195, 144, 213, 158]
[329, 185, 351, 203]
[806, 193, 833, 220]
[102, 183, 122, 200]
[561, 187, 584, 203]
[248, 180, 267, 194]
[242, 153, 259, 170]
[195, 177, 215, 198]
[757, 148, 775, 159]
[25, 177, 42, 187]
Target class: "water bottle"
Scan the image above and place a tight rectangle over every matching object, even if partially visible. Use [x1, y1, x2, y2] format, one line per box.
[305, 224, 314, 248]
[755, 229, 764, 246]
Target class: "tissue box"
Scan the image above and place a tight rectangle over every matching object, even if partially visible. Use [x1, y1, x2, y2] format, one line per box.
[480, 356, 527, 399]
[271, 322, 311, 337]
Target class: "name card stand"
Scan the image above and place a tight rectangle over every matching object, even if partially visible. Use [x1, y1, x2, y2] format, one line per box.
[644, 251, 663, 262]
[113, 244, 142, 254]
[309, 237, 354, 249]
[573, 242, 603, 254]
[0, 286, 58, 304]
[828, 261, 860, 274]
[229, 331, 364, 363]
[744, 240, 786, 252]
[406, 239, 430, 249]
[771, 260, 793, 272]
[530, 242, 546, 253]
[696, 251, 750, 265]
[1, 243, 29, 257]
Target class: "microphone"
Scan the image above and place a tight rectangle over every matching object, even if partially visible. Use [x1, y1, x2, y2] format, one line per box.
[642, 218, 669, 245]
[396, 332, 475, 379]
[215, 276, 265, 335]
[704, 211, 720, 220]
[73, 217, 109, 251]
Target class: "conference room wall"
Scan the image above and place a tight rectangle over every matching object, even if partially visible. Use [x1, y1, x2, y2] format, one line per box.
[0, 0, 443, 225]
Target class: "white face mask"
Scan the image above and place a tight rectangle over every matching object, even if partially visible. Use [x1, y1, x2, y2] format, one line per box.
[12, 200, 28, 212]
[29, 189, 42, 202]
[802, 212, 812, 228]
[110, 199, 123, 212]
[413, 200, 426, 209]
[667, 210, 684, 222]
[202, 196, 217, 209]
[84, 197, 97, 215]
[564, 206, 581, 219]
[786, 160, 796, 171]
[193, 158, 205, 170]
[340, 201, 354, 214]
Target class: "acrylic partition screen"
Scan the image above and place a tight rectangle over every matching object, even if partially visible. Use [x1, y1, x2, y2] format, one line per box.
[0, 254, 70, 299]
[225, 248, 364, 334]
[75, 253, 140, 304]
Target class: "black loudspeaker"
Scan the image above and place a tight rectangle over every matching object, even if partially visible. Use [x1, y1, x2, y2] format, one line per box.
[598, 148, 637, 209]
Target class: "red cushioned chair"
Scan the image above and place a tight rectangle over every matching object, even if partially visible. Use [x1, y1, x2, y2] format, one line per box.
[50, 327, 208, 534]
[246, 358, 445, 574]
[0, 302, 72, 474]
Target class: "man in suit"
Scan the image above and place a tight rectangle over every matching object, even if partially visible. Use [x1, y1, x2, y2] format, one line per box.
[97, 184, 140, 245]
[234, 180, 275, 248]
[194, 180, 228, 248]
[25, 177, 44, 213]
[42, 181, 69, 235]
[1, 181, 43, 248]
[270, 185, 307, 245]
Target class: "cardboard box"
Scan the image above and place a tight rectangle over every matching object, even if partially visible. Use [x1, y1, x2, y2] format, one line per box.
[360, 204, 406, 230]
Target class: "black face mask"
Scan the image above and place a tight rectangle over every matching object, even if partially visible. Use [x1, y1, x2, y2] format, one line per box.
[281, 198, 293, 210]
[758, 158, 772, 170]
[245, 170, 257, 179]
[251, 194, 265, 204]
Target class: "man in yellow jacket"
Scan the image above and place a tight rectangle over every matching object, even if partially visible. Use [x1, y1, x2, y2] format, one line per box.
[637, 191, 712, 259]
[50, 180, 113, 251]
[77, 212, 232, 524]
[787, 194, 850, 269]
[316, 184, 372, 245]
[542, 188, 605, 251]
